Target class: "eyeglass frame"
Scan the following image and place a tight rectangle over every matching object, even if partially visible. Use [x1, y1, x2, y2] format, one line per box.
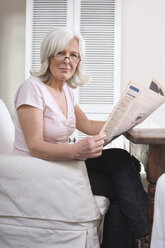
[52, 53, 81, 64]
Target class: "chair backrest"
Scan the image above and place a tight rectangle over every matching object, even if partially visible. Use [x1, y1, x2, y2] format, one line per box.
[0, 99, 15, 154]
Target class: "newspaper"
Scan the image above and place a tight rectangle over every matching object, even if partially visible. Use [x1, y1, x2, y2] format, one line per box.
[100, 78, 165, 146]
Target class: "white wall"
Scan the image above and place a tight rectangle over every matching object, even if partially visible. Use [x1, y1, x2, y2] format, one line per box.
[0, 0, 165, 127]
[0, 0, 26, 117]
[121, 0, 165, 127]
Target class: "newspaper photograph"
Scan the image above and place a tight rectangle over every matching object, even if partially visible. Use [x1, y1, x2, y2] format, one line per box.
[100, 78, 165, 146]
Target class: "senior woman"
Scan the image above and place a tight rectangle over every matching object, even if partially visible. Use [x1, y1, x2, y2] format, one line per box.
[13, 27, 149, 248]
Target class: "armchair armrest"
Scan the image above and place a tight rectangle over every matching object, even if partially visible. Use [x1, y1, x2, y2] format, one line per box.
[0, 154, 102, 222]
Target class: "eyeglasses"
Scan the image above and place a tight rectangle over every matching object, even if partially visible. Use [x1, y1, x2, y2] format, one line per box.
[52, 52, 81, 63]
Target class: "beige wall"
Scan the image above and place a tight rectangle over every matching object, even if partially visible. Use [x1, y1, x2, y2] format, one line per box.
[122, 0, 165, 127]
[0, 0, 26, 117]
[0, 0, 165, 126]
[122, 0, 165, 87]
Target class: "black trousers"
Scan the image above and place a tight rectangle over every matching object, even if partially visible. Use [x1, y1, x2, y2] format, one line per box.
[85, 148, 149, 248]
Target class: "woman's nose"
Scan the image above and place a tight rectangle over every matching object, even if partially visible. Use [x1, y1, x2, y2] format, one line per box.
[63, 56, 70, 63]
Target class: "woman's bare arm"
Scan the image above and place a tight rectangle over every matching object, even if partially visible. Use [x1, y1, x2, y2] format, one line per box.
[74, 104, 105, 135]
[17, 105, 105, 161]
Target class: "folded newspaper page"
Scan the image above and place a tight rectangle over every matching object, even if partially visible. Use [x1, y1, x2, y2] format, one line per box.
[100, 78, 165, 146]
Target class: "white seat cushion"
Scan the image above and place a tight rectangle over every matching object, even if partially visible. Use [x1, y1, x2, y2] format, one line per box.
[94, 195, 110, 216]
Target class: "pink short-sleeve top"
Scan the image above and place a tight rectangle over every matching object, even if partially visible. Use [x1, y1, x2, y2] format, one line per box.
[13, 76, 76, 155]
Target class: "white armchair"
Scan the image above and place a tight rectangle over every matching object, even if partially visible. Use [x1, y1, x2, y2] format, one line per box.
[0, 99, 110, 248]
[150, 174, 165, 248]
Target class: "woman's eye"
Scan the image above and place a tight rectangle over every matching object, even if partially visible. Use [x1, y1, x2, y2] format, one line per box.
[71, 53, 78, 58]
[57, 51, 64, 55]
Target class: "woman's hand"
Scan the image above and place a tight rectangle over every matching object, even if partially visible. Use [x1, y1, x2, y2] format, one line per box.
[73, 133, 106, 160]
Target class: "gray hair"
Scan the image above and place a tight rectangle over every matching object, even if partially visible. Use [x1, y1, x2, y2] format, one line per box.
[31, 27, 91, 88]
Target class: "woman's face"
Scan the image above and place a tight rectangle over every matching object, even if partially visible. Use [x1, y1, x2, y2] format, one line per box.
[49, 38, 80, 85]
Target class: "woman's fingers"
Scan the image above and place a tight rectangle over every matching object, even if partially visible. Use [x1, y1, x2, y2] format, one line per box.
[93, 133, 106, 148]
[89, 134, 106, 156]
[95, 139, 104, 148]
[75, 133, 106, 160]
[93, 133, 106, 142]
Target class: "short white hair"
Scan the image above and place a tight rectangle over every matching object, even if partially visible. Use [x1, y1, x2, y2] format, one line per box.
[31, 27, 90, 88]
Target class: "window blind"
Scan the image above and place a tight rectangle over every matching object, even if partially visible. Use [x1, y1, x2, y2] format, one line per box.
[80, 0, 115, 106]
[32, 0, 67, 71]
